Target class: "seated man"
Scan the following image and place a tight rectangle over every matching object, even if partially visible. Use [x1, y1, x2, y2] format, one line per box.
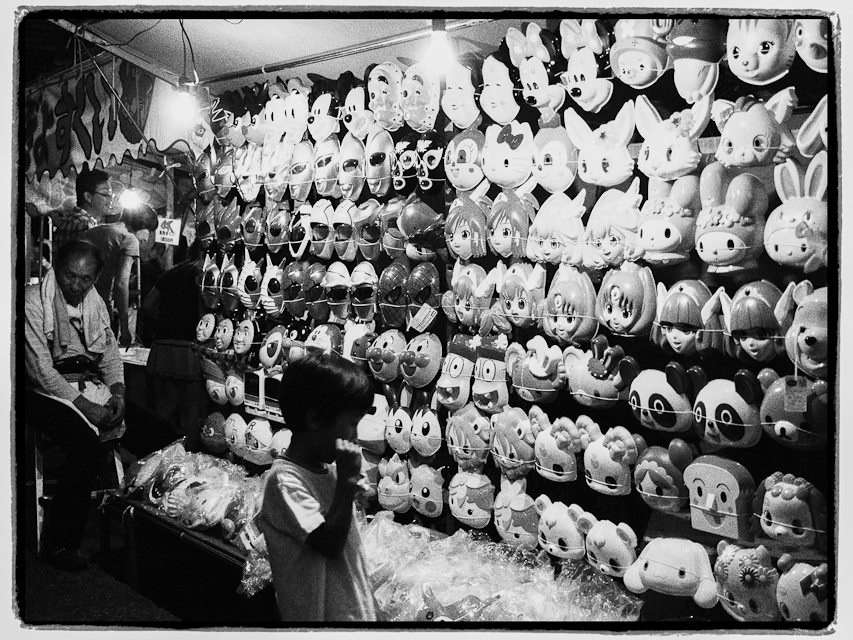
[24, 239, 177, 571]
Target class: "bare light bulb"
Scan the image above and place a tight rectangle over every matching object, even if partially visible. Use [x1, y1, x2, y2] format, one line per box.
[426, 26, 455, 77]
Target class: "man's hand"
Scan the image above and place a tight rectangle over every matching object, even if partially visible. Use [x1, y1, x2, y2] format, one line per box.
[118, 332, 133, 348]
[334, 439, 364, 487]
[104, 393, 126, 427]
[73, 395, 113, 429]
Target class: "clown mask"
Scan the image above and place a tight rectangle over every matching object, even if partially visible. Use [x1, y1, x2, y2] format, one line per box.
[402, 62, 440, 133]
[338, 132, 366, 201]
[367, 61, 404, 132]
[365, 124, 395, 197]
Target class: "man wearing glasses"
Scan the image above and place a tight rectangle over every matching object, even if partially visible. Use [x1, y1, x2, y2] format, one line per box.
[51, 167, 107, 250]
[79, 169, 140, 347]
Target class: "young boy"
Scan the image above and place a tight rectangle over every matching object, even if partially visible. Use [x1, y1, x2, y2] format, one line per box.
[257, 352, 377, 623]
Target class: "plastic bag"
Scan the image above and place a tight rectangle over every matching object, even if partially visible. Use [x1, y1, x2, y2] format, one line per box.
[237, 548, 272, 598]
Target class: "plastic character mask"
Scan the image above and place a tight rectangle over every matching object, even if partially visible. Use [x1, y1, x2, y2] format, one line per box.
[244, 418, 274, 466]
[532, 125, 577, 195]
[445, 194, 489, 262]
[385, 405, 413, 455]
[776, 557, 829, 622]
[493, 476, 539, 548]
[241, 204, 266, 252]
[445, 404, 491, 474]
[194, 151, 216, 205]
[308, 199, 334, 259]
[575, 419, 647, 496]
[200, 254, 221, 311]
[436, 337, 477, 412]
[559, 18, 616, 114]
[280, 260, 308, 319]
[712, 88, 798, 168]
[498, 261, 546, 330]
[225, 368, 244, 406]
[541, 264, 599, 348]
[200, 412, 228, 455]
[330, 199, 357, 262]
[322, 261, 352, 320]
[366, 329, 407, 384]
[353, 198, 383, 262]
[564, 101, 636, 188]
[482, 121, 536, 190]
[596, 263, 657, 337]
[262, 136, 295, 204]
[233, 318, 260, 357]
[367, 62, 404, 132]
[629, 363, 699, 433]
[444, 261, 492, 331]
[636, 177, 701, 267]
[214, 317, 234, 352]
[343, 322, 376, 370]
[445, 126, 487, 194]
[365, 124, 395, 197]
[259, 326, 287, 375]
[480, 55, 521, 126]
[288, 203, 312, 260]
[377, 259, 410, 329]
[351, 261, 378, 323]
[529, 410, 580, 483]
[392, 130, 420, 197]
[758, 370, 828, 450]
[755, 471, 826, 551]
[449, 470, 495, 529]
[280, 79, 311, 144]
[651, 279, 713, 357]
[400, 332, 442, 389]
[506, 23, 567, 125]
[196, 199, 220, 250]
[263, 202, 291, 256]
[471, 342, 509, 415]
[378, 198, 405, 261]
[338, 132, 366, 201]
[258, 255, 285, 318]
[234, 143, 263, 204]
[490, 407, 536, 480]
[563, 334, 640, 409]
[203, 358, 228, 406]
[415, 129, 446, 205]
[409, 463, 444, 516]
[714, 542, 780, 622]
[783, 282, 828, 380]
[442, 57, 481, 130]
[571, 505, 639, 578]
[304, 322, 344, 357]
[399, 195, 445, 263]
[696, 164, 768, 273]
[307, 87, 340, 145]
[610, 18, 672, 89]
[216, 198, 242, 254]
[217, 254, 240, 314]
[528, 190, 587, 266]
[505, 336, 567, 405]
[288, 140, 315, 206]
[313, 135, 342, 199]
[692, 368, 764, 449]
[195, 312, 216, 344]
[765, 152, 828, 273]
[406, 262, 440, 331]
[341, 85, 374, 140]
[487, 190, 538, 260]
[357, 394, 389, 456]
[534, 497, 585, 559]
[224, 413, 248, 458]
[717, 280, 788, 363]
[303, 262, 330, 322]
[401, 62, 440, 133]
[665, 18, 727, 104]
[583, 179, 644, 272]
[795, 18, 830, 73]
[633, 438, 695, 513]
[726, 18, 797, 85]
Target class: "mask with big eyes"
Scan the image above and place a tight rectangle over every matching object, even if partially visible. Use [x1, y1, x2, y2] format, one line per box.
[200, 254, 221, 311]
[303, 262, 330, 322]
[217, 255, 240, 314]
[693, 369, 764, 449]
[377, 259, 411, 329]
[194, 151, 216, 205]
[415, 129, 446, 204]
[214, 317, 235, 351]
[195, 312, 217, 343]
[196, 199, 220, 251]
[322, 261, 352, 320]
[288, 140, 315, 205]
[445, 127, 487, 194]
[441, 56, 482, 131]
[350, 261, 378, 322]
[353, 199, 383, 262]
[400, 332, 443, 389]
[332, 199, 358, 262]
[233, 318, 260, 356]
[533, 125, 578, 194]
[212, 147, 237, 199]
[628, 363, 697, 432]
[392, 131, 421, 197]
[342, 85, 374, 140]
[367, 61, 404, 132]
[365, 125, 395, 197]
[406, 262, 441, 331]
[304, 322, 344, 356]
[216, 198, 243, 254]
[402, 62, 440, 133]
[313, 135, 342, 199]
[309, 199, 335, 259]
[307, 81, 341, 144]
[380, 197, 407, 260]
[241, 204, 266, 252]
[337, 132, 366, 202]
[259, 325, 288, 374]
[280, 260, 308, 319]
[366, 329, 408, 383]
[259, 255, 285, 318]
[288, 204, 312, 260]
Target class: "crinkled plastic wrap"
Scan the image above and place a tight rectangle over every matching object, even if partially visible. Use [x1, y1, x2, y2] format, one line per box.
[361, 516, 642, 622]
[237, 548, 272, 599]
[121, 439, 187, 497]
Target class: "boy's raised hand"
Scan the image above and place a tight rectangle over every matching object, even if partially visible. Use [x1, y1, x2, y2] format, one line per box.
[334, 438, 364, 486]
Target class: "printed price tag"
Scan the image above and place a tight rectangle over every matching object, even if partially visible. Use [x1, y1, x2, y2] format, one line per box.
[155, 217, 181, 246]
[784, 376, 809, 413]
[407, 303, 438, 333]
[238, 520, 266, 553]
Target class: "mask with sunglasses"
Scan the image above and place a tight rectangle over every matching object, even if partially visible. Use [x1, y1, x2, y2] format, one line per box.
[303, 262, 330, 322]
[213, 147, 238, 199]
[288, 140, 315, 206]
[406, 262, 441, 332]
[288, 203, 313, 260]
[353, 199, 383, 262]
[313, 135, 343, 199]
[342, 85, 375, 140]
[200, 253, 222, 311]
[237, 249, 263, 311]
[331, 200, 357, 262]
[380, 196, 407, 260]
[365, 125, 396, 197]
[263, 201, 291, 256]
[194, 151, 216, 205]
[281, 260, 309, 319]
[217, 198, 243, 254]
[241, 203, 266, 253]
[309, 199, 335, 259]
[217, 253, 241, 314]
[392, 130, 421, 197]
[322, 261, 353, 320]
[367, 328, 408, 383]
[367, 61, 405, 132]
[304, 322, 344, 357]
[196, 199, 220, 250]
[259, 255, 286, 318]
[351, 261, 379, 323]
[402, 62, 441, 133]
[377, 259, 411, 329]
[338, 132, 366, 201]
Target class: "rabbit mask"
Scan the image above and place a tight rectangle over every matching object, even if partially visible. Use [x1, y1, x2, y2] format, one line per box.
[564, 101, 636, 188]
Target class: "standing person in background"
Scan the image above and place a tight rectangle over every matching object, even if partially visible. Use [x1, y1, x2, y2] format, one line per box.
[80, 176, 139, 347]
[122, 203, 163, 345]
[51, 166, 104, 251]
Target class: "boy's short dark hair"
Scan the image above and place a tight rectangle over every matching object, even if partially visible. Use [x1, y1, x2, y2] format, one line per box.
[122, 203, 158, 233]
[76, 168, 111, 207]
[278, 352, 374, 432]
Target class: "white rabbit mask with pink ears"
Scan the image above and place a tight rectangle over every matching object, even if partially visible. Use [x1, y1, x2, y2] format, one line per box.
[564, 100, 636, 188]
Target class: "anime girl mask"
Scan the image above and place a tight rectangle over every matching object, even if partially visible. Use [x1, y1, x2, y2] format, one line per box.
[596, 262, 658, 336]
[442, 56, 482, 130]
[237, 250, 263, 311]
[313, 135, 342, 198]
[445, 194, 489, 261]
[406, 262, 441, 331]
[392, 129, 421, 197]
[263, 201, 290, 255]
[288, 203, 312, 260]
[217, 254, 240, 314]
[342, 85, 375, 139]
[259, 255, 285, 318]
[367, 62, 404, 132]
[480, 55, 521, 125]
[351, 261, 378, 322]
[445, 126, 487, 194]
[338, 132, 366, 201]
[216, 198, 243, 254]
[332, 199, 358, 262]
[309, 199, 335, 260]
[353, 198, 383, 261]
[322, 261, 352, 320]
[726, 18, 797, 86]
[365, 124, 395, 197]
[241, 203, 266, 252]
[401, 62, 440, 133]
[415, 129, 446, 205]
[487, 189, 538, 260]
[200, 254, 221, 310]
[288, 140, 315, 205]
[378, 259, 411, 329]
[303, 262, 330, 322]
[281, 260, 308, 319]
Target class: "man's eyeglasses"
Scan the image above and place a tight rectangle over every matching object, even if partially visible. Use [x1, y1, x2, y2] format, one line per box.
[92, 190, 114, 201]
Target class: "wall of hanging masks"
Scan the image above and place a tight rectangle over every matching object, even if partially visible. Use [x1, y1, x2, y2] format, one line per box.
[189, 16, 833, 624]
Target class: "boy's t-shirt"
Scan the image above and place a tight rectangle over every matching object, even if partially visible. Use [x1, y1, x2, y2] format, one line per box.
[257, 458, 377, 622]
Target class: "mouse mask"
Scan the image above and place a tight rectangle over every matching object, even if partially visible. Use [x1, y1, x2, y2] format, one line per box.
[342, 85, 375, 139]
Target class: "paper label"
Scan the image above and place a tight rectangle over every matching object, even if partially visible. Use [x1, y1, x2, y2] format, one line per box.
[238, 520, 266, 553]
[407, 303, 438, 332]
[784, 376, 809, 413]
[155, 217, 182, 246]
